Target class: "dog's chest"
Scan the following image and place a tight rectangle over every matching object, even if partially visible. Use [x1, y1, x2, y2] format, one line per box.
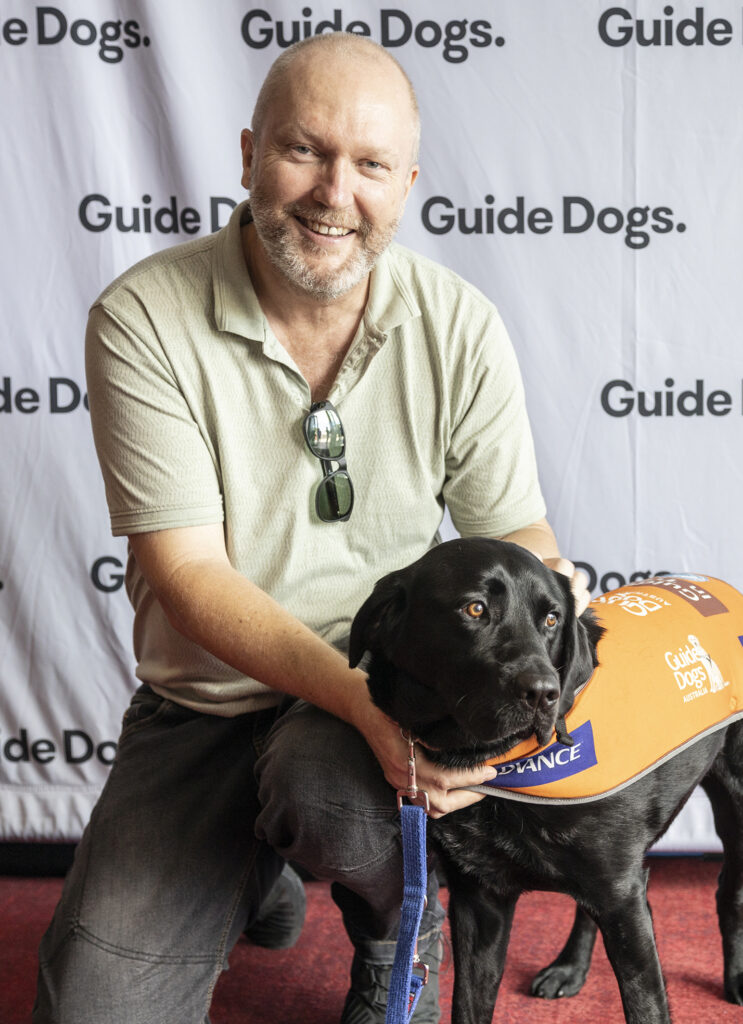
[430, 801, 568, 894]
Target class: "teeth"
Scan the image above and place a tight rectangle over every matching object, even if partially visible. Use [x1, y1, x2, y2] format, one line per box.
[306, 219, 351, 237]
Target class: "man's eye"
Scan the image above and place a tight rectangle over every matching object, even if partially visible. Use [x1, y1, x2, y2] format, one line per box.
[464, 601, 486, 619]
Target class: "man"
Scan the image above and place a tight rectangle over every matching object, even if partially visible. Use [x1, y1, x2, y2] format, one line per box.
[34, 32, 588, 1024]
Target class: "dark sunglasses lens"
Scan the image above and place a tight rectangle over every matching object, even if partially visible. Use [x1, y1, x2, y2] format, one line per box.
[317, 472, 353, 521]
[305, 406, 345, 459]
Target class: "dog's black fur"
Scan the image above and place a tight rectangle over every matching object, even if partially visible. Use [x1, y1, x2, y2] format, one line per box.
[349, 537, 743, 1024]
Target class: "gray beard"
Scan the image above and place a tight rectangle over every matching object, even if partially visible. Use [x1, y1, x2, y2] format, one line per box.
[249, 192, 398, 301]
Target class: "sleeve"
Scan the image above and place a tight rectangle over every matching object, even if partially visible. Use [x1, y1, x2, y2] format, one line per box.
[85, 300, 224, 537]
[442, 303, 547, 538]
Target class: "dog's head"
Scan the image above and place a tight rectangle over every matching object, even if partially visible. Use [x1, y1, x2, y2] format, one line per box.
[350, 538, 604, 768]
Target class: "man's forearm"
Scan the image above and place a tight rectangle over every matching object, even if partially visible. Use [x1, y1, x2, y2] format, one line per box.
[128, 526, 374, 732]
[164, 557, 374, 722]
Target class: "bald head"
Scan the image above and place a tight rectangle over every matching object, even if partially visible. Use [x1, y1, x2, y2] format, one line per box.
[251, 33, 420, 166]
[241, 32, 420, 302]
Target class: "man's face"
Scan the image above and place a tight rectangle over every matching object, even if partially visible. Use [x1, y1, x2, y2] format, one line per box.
[242, 50, 419, 301]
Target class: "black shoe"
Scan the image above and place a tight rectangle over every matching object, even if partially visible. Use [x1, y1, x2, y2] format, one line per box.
[339, 939, 442, 1023]
[244, 863, 306, 950]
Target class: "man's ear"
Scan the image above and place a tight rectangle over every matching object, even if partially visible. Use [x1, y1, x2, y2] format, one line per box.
[349, 574, 409, 668]
[240, 128, 255, 190]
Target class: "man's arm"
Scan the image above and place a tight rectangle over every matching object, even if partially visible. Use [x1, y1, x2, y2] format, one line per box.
[499, 516, 591, 615]
[128, 523, 497, 817]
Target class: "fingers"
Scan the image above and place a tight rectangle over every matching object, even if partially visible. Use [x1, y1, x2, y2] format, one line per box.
[571, 571, 591, 616]
[543, 555, 573, 578]
[543, 556, 591, 617]
[363, 708, 497, 819]
[565, 564, 590, 616]
[426, 788, 489, 818]
[412, 748, 497, 818]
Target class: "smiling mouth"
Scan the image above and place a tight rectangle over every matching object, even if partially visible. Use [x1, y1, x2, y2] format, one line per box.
[297, 216, 354, 237]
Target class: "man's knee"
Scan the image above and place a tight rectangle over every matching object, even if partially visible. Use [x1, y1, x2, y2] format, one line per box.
[255, 702, 400, 877]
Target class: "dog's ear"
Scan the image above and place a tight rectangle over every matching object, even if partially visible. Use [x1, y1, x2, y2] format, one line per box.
[349, 573, 409, 668]
[557, 603, 605, 717]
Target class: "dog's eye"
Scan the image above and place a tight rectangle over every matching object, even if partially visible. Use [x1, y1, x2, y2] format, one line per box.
[464, 601, 486, 619]
[545, 612, 559, 628]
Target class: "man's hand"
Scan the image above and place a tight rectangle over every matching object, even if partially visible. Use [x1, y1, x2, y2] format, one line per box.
[544, 556, 591, 616]
[354, 701, 498, 819]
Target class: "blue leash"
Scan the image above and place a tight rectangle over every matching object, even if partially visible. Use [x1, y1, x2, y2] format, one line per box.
[385, 735, 431, 1024]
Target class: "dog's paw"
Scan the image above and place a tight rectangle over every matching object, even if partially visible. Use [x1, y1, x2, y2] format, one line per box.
[530, 963, 587, 999]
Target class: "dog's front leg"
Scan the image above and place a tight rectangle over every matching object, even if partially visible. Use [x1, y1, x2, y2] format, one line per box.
[530, 904, 598, 998]
[446, 867, 517, 1024]
[595, 879, 670, 1024]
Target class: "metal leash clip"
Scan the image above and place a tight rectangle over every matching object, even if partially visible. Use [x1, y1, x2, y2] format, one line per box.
[412, 952, 430, 987]
[397, 729, 430, 813]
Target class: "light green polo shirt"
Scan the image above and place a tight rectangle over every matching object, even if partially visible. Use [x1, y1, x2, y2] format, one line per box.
[86, 201, 546, 715]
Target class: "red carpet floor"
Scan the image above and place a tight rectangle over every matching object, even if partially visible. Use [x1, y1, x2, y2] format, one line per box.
[1, 858, 737, 1023]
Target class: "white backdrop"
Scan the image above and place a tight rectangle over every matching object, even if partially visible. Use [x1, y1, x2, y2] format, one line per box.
[2, 0, 742, 851]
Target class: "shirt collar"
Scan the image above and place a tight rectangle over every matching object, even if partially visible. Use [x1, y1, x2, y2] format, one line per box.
[212, 201, 266, 341]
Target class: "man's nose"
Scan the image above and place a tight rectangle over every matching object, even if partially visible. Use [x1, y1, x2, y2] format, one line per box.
[312, 158, 352, 208]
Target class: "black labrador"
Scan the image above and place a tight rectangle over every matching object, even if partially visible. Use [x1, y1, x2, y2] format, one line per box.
[349, 537, 743, 1024]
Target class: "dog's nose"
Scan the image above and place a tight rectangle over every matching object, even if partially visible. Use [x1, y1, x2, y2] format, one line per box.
[518, 672, 559, 712]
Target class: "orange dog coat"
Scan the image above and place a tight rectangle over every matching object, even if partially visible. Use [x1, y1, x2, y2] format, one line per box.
[470, 575, 743, 804]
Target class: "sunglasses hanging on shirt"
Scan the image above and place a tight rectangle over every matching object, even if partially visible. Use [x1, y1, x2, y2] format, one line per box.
[303, 400, 354, 522]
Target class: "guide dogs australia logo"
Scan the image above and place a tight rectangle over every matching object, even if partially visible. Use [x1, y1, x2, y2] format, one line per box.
[593, 589, 672, 619]
[666, 634, 730, 704]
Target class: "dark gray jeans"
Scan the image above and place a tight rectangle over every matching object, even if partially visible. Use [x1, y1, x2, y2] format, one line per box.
[33, 687, 444, 1024]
